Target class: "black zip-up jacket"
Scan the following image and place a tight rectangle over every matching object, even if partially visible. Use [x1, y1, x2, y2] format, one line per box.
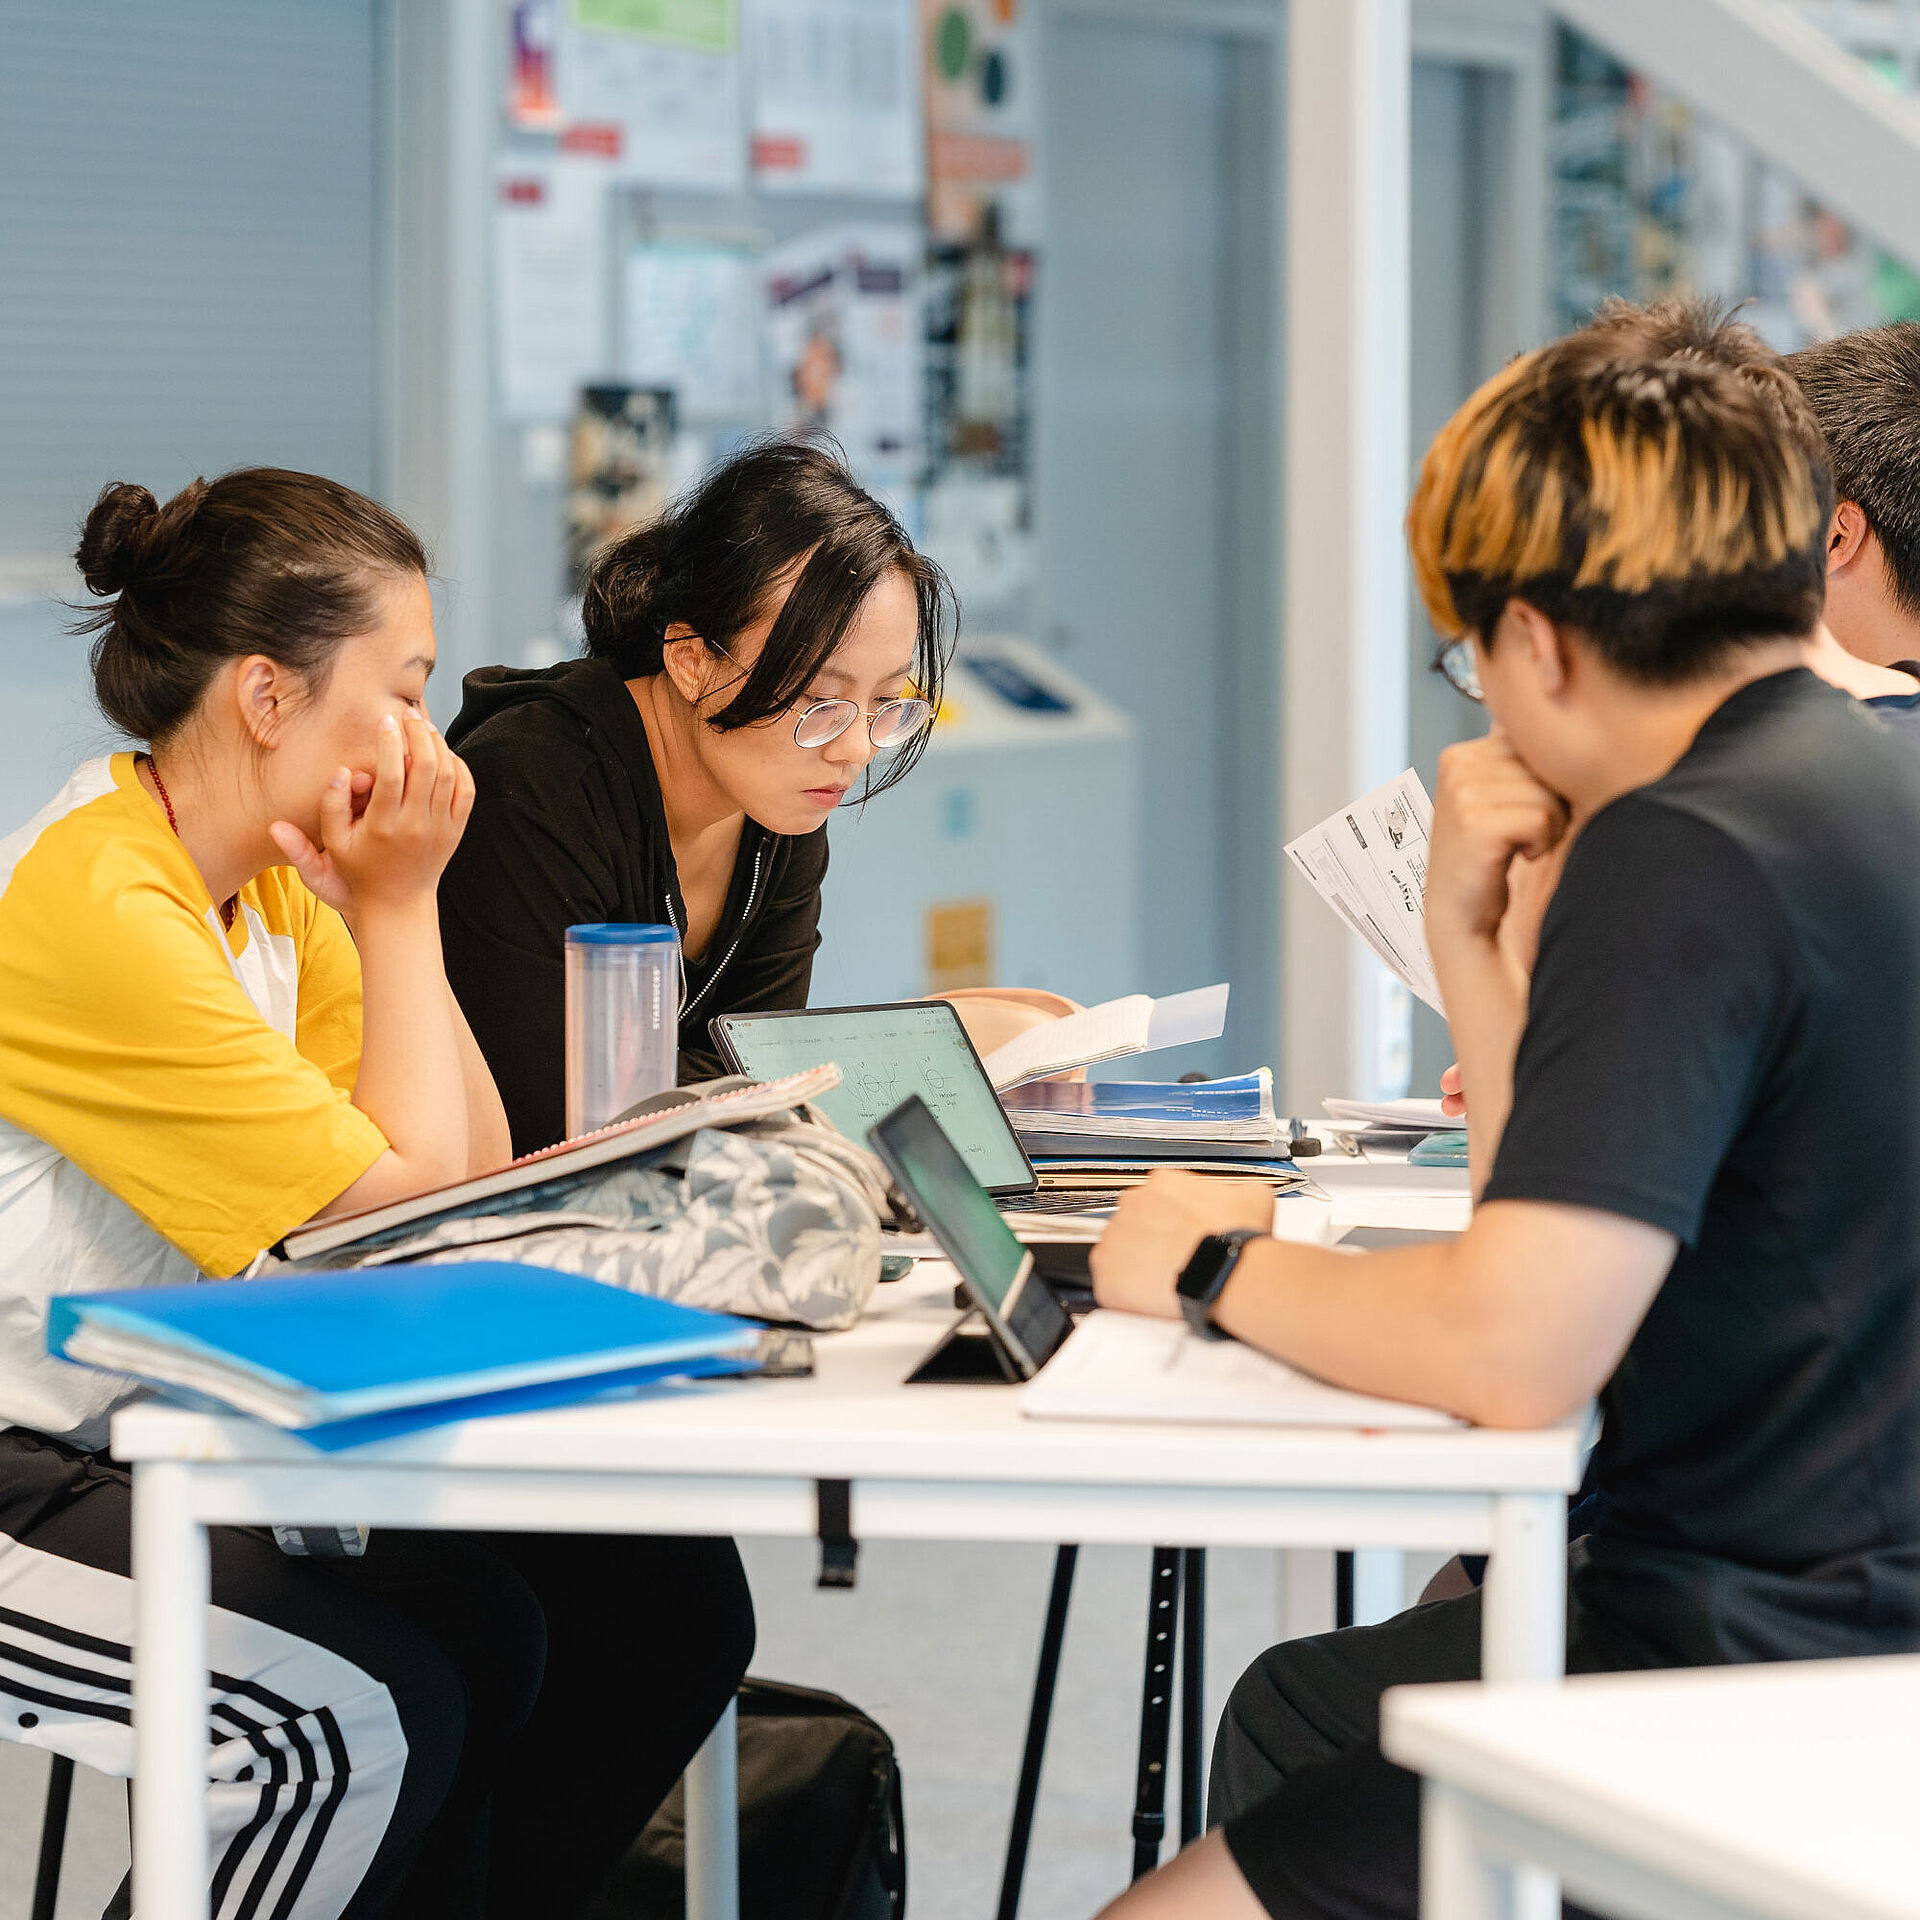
[441, 657, 827, 1155]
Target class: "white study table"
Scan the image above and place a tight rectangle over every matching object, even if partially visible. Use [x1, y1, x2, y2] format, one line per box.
[1384, 1655, 1920, 1920]
[112, 1259, 1581, 1920]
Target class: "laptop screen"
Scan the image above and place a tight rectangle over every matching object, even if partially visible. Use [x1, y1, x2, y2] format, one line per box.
[712, 1002, 1035, 1194]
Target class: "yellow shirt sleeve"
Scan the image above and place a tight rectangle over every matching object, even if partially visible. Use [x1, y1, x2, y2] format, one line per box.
[0, 825, 387, 1278]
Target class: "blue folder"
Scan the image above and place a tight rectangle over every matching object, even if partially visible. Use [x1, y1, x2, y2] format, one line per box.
[49, 1262, 760, 1450]
[258, 1352, 757, 1452]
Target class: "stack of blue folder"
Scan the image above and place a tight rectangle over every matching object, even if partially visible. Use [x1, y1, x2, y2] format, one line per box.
[49, 1263, 759, 1451]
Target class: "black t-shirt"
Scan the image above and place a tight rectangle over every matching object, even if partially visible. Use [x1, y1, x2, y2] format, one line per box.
[1866, 683, 1920, 743]
[441, 659, 828, 1156]
[1484, 669, 1920, 1662]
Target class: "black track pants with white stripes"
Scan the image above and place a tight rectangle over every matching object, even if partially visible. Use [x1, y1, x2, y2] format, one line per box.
[0, 1427, 756, 1920]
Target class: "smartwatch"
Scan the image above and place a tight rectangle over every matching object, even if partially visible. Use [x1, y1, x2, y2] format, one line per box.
[1176, 1227, 1268, 1341]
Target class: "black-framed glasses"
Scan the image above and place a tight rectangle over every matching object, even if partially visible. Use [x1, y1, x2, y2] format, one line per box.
[1433, 635, 1484, 703]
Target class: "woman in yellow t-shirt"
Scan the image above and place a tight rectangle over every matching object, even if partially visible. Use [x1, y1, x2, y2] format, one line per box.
[0, 471, 754, 1920]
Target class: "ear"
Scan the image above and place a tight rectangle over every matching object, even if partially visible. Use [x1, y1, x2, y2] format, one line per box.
[232, 656, 290, 749]
[1828, 501, 1872, 575]
[1500, 599, 1571, 696]
[659, 625, 720, 705]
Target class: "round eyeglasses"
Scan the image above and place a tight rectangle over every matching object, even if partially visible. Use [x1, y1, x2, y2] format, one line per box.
[709, 641, 935, 752]
[791, 694, 934, 751]
[1434, 636, 1485, 703]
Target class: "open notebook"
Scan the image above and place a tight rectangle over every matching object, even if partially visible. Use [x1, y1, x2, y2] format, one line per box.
[979, 985, 1230, 1091]
[1020, 1310, 1462, 1429]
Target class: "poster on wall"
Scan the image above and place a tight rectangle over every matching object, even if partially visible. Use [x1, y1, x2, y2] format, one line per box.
[922, 0, 1036, 244]
[749, 0, 922, 198]
[916, 0, 1036, 608]
[762, 225, 923, 490]
[566, 385, 678, 590]
[920, 225, 1033, 603]
[509, 0, 566, 129]
[622, 242, 763, 421]
[557, 0, 747, 190]
[494, 158, 611, 424]
[572, 0, 734, 44]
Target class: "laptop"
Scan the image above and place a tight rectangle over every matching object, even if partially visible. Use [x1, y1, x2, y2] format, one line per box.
[710, 1001, 1038, 1198]
[866, 1094, 1075, 1382]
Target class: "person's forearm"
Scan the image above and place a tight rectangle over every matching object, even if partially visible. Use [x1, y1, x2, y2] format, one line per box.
[1209, 1229, 1581, 1427]
[1210, 1236, 1496, 1416]
[349, 901, 471, 1190]
[1204, 1199, 1671, 1427]
[1432, 933, 1529, 1198]
[450, 990, 513, 1172]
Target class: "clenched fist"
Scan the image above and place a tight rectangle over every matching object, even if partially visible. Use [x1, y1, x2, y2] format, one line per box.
[1090, 1171, 1276, 1319]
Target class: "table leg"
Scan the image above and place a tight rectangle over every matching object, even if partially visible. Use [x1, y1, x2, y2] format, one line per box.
[1420, 1782, 1498, 1920]
[133, 1461, 209, 1920]
[999, 1544, 1078, 1920]
[1178, 1549, 1205, 1846]
[684, 1694, 740, 1920]
[1480, 1493, 1566, 1920]
[1349, 1548, 1404, 1626]
[1481, 1493, 1564, 1683]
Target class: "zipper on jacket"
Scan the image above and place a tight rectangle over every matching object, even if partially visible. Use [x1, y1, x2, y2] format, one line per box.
[675, 841, 768, 1022]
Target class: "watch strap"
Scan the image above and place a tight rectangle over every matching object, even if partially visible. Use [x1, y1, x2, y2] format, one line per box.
[1177, 1226, 1268, 1341]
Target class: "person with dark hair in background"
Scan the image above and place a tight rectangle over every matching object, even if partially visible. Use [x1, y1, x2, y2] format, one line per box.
[0, 471, 754, 1920]
[1786, 323, 1920, 732]
[440, 438, 955, 1155]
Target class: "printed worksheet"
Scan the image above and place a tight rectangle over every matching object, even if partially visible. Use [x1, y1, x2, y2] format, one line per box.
[1284, 770, 1444, 1014]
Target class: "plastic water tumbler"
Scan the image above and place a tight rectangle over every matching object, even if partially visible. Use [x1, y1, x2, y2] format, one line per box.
[564, 924, 680, 1138]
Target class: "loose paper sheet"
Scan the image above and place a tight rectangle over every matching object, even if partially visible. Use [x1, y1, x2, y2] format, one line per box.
[980, 984, 1229, 1091]
[749, 0, 922, 197]
[559, 12, 747, 189]
[1146, 983, 1232, 1053]
[1284, 770, 1443, 1014]
[494, 159, 610, 425]
[1321, 1097, 1452, 1133]
[622, 244, 762, 419]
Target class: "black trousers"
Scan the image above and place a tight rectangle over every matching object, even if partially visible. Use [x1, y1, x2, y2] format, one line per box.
[0, 1428, 755, 1920]
[1210, 1525, 1920, 1917]
[1207, 1561, 1641, 1920]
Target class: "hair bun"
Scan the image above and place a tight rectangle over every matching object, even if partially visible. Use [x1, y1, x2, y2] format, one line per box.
[76, 482, 162, 596]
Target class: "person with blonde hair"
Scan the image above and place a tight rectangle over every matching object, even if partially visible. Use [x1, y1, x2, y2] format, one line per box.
[1082, 319, 1920, 1919]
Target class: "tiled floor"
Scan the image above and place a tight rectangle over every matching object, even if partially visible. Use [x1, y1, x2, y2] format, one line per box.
[0, 1542, 1440, 1920]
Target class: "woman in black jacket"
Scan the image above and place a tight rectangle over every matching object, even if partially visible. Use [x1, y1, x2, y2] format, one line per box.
[440, 440, 954, 1156]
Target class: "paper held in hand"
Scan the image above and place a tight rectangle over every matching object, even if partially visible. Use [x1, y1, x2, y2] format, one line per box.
[979, 984, 1230, 1091]
[1284, 771, 1444, 1014]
